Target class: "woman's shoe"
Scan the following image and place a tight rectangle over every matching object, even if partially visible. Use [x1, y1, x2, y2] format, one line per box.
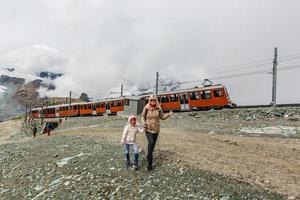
[147, 165, 153, 171]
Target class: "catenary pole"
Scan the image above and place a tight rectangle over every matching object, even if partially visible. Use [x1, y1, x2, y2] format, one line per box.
[121, 84, 123, 97]
[156, 72, 159, 96]
[272, 47, 278, 107]
[69, 91, 72, 117]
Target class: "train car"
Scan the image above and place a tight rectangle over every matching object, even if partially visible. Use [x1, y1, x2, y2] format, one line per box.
[143, 84, 234, 112]
[108, 98, 125, 114]
[31, 109, 39, 118]
[94, 101, 106, 116]
[78, 102, 93, 116]
[58, 103, 80, 117]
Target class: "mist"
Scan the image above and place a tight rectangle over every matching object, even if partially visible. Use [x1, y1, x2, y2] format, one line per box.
[1, 0, 300, 105]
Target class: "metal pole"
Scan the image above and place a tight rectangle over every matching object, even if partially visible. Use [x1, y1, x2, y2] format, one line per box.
[24, 104, 28, 122]
[272, 47, 278, 107]
[69, 91, 72, 118]
[121, 84, 123, 97]
[156, 72, 159, 96]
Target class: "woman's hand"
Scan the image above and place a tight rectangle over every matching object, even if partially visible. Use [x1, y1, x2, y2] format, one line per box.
[168, 110, 173, 117]
[143, 123, 147, 130]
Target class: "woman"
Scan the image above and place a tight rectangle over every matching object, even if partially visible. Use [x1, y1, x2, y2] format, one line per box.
[141, 94, 173, 170]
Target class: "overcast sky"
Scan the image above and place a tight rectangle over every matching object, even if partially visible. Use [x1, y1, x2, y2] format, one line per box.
[0, 0, 300, 105]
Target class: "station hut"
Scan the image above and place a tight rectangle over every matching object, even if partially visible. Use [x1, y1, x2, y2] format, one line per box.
[123, 96, 145, 116]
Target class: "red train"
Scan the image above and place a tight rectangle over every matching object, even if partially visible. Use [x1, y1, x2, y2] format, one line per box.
[30, 84, 235, 118]
[148, 84, 235, 111]
[31, 97, 127, 118]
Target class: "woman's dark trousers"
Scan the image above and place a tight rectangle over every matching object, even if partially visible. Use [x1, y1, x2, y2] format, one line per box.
[145, 131, 159, 168]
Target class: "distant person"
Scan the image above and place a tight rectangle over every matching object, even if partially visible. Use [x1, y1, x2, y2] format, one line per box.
[46, 123, 52, 136]
[141, 94, 173, 171]
[32, 123, 37, 137]
[121, 115, 144, 170]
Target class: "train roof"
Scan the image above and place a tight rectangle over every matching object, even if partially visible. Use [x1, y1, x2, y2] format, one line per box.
[140, 84, 226, 98]
[31, 97, 128, 110]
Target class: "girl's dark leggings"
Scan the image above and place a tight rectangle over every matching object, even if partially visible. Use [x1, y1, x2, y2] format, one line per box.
[145, 131, 159, 166]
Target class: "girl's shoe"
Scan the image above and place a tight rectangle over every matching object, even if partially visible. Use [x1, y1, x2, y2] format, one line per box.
[126, 162, 131, 168]
[133, 164, 139, 170]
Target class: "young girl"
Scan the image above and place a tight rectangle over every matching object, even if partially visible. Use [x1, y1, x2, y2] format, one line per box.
[121, 115, 144, 170]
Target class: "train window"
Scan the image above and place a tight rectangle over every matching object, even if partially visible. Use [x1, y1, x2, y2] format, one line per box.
[213, 89, 224, 97]
[111, 102, 115, 107]
[92, 104, 96, 110]
[190, 92, 200, 100]
[157, 97, 161, 102]
[161, 95, 169, 103]
[117, 101, 123, 107]
[170, 94, 178, 102]
[201, 90, 212, 99]
[84, 105, 87, 109]
[96, 103, 100, 108]
[80, 105, 83, 109]
[101, 103, 105, 108]
[88, 104, 92, 109]
[179, 94, 188, 104]
[124, 99, 129, 106]
[73, 105, 77, 110]
[106, 102, 110, 109]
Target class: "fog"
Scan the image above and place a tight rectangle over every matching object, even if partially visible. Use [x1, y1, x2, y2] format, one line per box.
[1, 0, 300, 105]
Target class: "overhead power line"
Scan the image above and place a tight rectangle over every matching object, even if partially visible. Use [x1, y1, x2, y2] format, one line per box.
[278, 55, 300, 62]
[196, 51, 300, 77]
[199, 61, 272, 76]
[278, 52, 300, 59]
[172, 64, 300, 84]
[278, 64, 300, 71]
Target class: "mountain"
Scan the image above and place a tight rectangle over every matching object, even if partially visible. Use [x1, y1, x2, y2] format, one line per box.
[0, 72, 64, 121]
[37, 71, 63, 80]
[0, 75, 25, 85]
[0, 82, 24, 122]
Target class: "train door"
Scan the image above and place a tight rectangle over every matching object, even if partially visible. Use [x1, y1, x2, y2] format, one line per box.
[55, 107, 60, 117]
[92, 104, 97, 116]
[38, 109, 42, 118]
[179, 93, 189, 111]
[105, 102, 111, 114]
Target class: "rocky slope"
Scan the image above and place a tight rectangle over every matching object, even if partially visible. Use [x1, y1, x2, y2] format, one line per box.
[0, 134, 283, 200]
[1, 107, 300, 199]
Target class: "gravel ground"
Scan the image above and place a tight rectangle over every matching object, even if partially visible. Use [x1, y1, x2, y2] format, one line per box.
[0, 135, 284, 200]
[1, 107, 299, 199]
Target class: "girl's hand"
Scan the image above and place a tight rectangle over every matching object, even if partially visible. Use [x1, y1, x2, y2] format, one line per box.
[168, 110, 173, 116]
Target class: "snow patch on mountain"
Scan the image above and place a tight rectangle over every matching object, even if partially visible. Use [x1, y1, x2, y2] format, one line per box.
[0, 85, 7, 98]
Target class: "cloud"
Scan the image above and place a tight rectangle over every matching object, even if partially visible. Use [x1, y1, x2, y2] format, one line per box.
[0, 0, 300, 105]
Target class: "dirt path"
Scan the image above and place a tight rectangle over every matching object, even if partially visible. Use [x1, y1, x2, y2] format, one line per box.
[55, 126, 300, 198]
[0, 119, 23, 145]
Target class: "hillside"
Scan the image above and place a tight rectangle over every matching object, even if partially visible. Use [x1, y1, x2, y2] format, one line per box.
[1, 107, 299, 199]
